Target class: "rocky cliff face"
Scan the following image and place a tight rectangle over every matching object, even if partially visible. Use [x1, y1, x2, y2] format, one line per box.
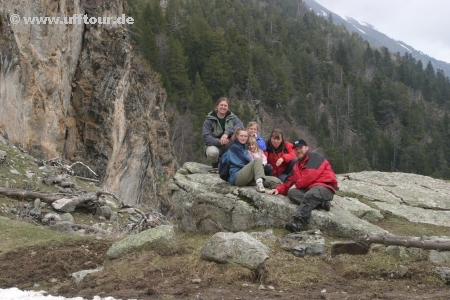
[0, 0, 176, 209]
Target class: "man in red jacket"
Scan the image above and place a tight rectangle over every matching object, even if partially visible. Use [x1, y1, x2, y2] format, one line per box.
[267, 139, 338, 233]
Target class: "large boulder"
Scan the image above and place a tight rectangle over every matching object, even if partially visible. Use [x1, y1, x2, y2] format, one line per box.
[107, 225, 178, 259]
[337, 172, 450, 227]
[169, 163, 450, 239]
[200, 232, 270, 271]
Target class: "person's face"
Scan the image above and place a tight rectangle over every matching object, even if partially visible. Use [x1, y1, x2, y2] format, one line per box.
[294, 145, 309, 160]
[248, 143, 256, 152]
[247, 125, 258, 137]
[216, 101, 229, 115]
[270, 135, 282, 149]
[237, 130, 249, 144]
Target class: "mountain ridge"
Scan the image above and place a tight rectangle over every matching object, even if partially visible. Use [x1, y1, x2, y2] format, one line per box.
[303, 0, 450, 76]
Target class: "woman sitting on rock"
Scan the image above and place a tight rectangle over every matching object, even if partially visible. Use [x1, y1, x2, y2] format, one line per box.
[264, 129, 298, 182]
[224, 128, 281, 193]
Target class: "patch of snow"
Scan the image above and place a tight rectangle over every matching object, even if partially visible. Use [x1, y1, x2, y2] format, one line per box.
[0, 288, 120, 300]
[398, 43, 412, 53]
[351, 24, 366, 35]
[320, 10, 328, 17]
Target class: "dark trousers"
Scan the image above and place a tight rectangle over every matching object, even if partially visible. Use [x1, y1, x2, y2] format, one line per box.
[277, 158, 298, 182]
[287, 186, 334, 221]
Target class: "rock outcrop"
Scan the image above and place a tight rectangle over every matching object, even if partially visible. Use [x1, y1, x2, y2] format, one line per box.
[169, 162, 450, 239]
[0, 0, 176, 209]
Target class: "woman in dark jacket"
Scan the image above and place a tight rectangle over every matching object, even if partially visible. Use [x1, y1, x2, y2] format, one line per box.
[223, 128, 281, 192]
[264, 129, 298, 182]
[202, 97, 243, 167]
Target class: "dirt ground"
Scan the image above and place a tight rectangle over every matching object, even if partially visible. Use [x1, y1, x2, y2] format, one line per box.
[1, 237, 449, 300]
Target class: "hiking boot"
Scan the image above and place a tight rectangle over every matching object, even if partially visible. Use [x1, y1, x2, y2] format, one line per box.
[285, 217, 307, 233]
[322, 201, 331, 211]
[285, 221, 304, 233]
[256, 182, 265, 193]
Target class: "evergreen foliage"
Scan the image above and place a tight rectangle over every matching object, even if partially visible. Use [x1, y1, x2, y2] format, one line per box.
[127, 0, 450, 179]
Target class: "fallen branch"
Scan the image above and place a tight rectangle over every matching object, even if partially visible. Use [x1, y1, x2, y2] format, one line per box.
[74, 176, 100, 183]
[0, 187, 66, 203]
[69, 161, 98, 177]
[0, 188, 113, 207]
[331, 232, 450, 257]
[361, 232, 450, 251]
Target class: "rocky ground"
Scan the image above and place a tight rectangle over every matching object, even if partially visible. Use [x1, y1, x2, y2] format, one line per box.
[0, 213, 450, 299]
[1, 139, 450, 299]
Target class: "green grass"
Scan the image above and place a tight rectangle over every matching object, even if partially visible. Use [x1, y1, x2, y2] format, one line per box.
[0, 217, 93, 253]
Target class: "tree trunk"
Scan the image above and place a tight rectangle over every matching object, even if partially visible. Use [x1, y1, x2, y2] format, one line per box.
[332, 232, 450, 257]
[0, 188, 119, 206]
[360, 233, 450, 251]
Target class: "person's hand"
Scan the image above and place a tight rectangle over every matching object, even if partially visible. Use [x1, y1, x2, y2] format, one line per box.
[220, 134, 229, 145]
[289, 184, 297, 190]
[276, 157, 284, 166]
[267, 189, 279, 195]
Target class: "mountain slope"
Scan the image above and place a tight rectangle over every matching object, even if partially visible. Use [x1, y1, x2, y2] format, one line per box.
[303, 0, 450, 76]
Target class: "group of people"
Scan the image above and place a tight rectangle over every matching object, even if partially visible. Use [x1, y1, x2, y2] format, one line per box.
[202, 97, 339, 233]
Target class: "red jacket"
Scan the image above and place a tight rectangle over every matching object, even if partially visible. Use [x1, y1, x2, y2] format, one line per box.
[276, 150, 338, 195]
[264, 141, 297, 177]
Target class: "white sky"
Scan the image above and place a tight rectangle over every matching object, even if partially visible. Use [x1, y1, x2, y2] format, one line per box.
[315, 0, 450, 64]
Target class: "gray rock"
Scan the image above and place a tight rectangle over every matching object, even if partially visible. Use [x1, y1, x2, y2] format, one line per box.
[170, 163, 387, 239]
[9, 168, 20, 175]
[338, 172, 450, 226]
[200, 231, 270, 271]
[72, 267, 104, 285]
[33, 199, 41, 209]
[60, 213, 75, 223]
[434, 267, 450, 283]
[42, 213, 62, 225]
[333, 196, 384, 222]
[429, 250, 450, 265]
[397, 265, 408, 277]
[250, 229, 277, 241]
[385, 246, 422, 260]
[97, 206, 113, 220]
[107, 225, 178, 259]
[52, 198, 76, 213]
[110, 212, 119, 222]
[50, 221, 74, 235]
[278, 230, 326, 257]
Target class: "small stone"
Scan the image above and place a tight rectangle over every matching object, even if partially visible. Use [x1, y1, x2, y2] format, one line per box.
[258, 284, 265, 290]
[268, 285, 275, 290]
[321, 289, 326, 293]
[191, 278, 201, 284]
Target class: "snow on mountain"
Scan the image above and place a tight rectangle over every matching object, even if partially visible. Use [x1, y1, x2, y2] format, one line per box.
[303, 0, 450, 76]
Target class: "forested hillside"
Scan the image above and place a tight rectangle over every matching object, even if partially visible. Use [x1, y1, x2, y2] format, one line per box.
[127, 0, 450, 179]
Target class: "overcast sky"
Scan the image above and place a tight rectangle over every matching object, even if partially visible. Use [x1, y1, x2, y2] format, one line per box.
[315, 0, 450, 64]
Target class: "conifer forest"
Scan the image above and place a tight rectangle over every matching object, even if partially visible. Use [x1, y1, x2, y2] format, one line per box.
[128, 0, 450, 179]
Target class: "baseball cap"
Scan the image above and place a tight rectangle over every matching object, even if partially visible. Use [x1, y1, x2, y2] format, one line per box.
[293, 139, 307, 148]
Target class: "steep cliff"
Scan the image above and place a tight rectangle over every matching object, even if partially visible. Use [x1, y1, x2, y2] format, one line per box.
[0, 0, 176, 209]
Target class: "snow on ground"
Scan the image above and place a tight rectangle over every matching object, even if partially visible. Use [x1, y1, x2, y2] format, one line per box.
[0, 288, 124, 300]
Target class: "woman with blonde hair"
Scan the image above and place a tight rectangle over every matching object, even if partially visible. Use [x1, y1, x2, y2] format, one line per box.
[222, 128, 281, 192]
[246, 121, 266, 151]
